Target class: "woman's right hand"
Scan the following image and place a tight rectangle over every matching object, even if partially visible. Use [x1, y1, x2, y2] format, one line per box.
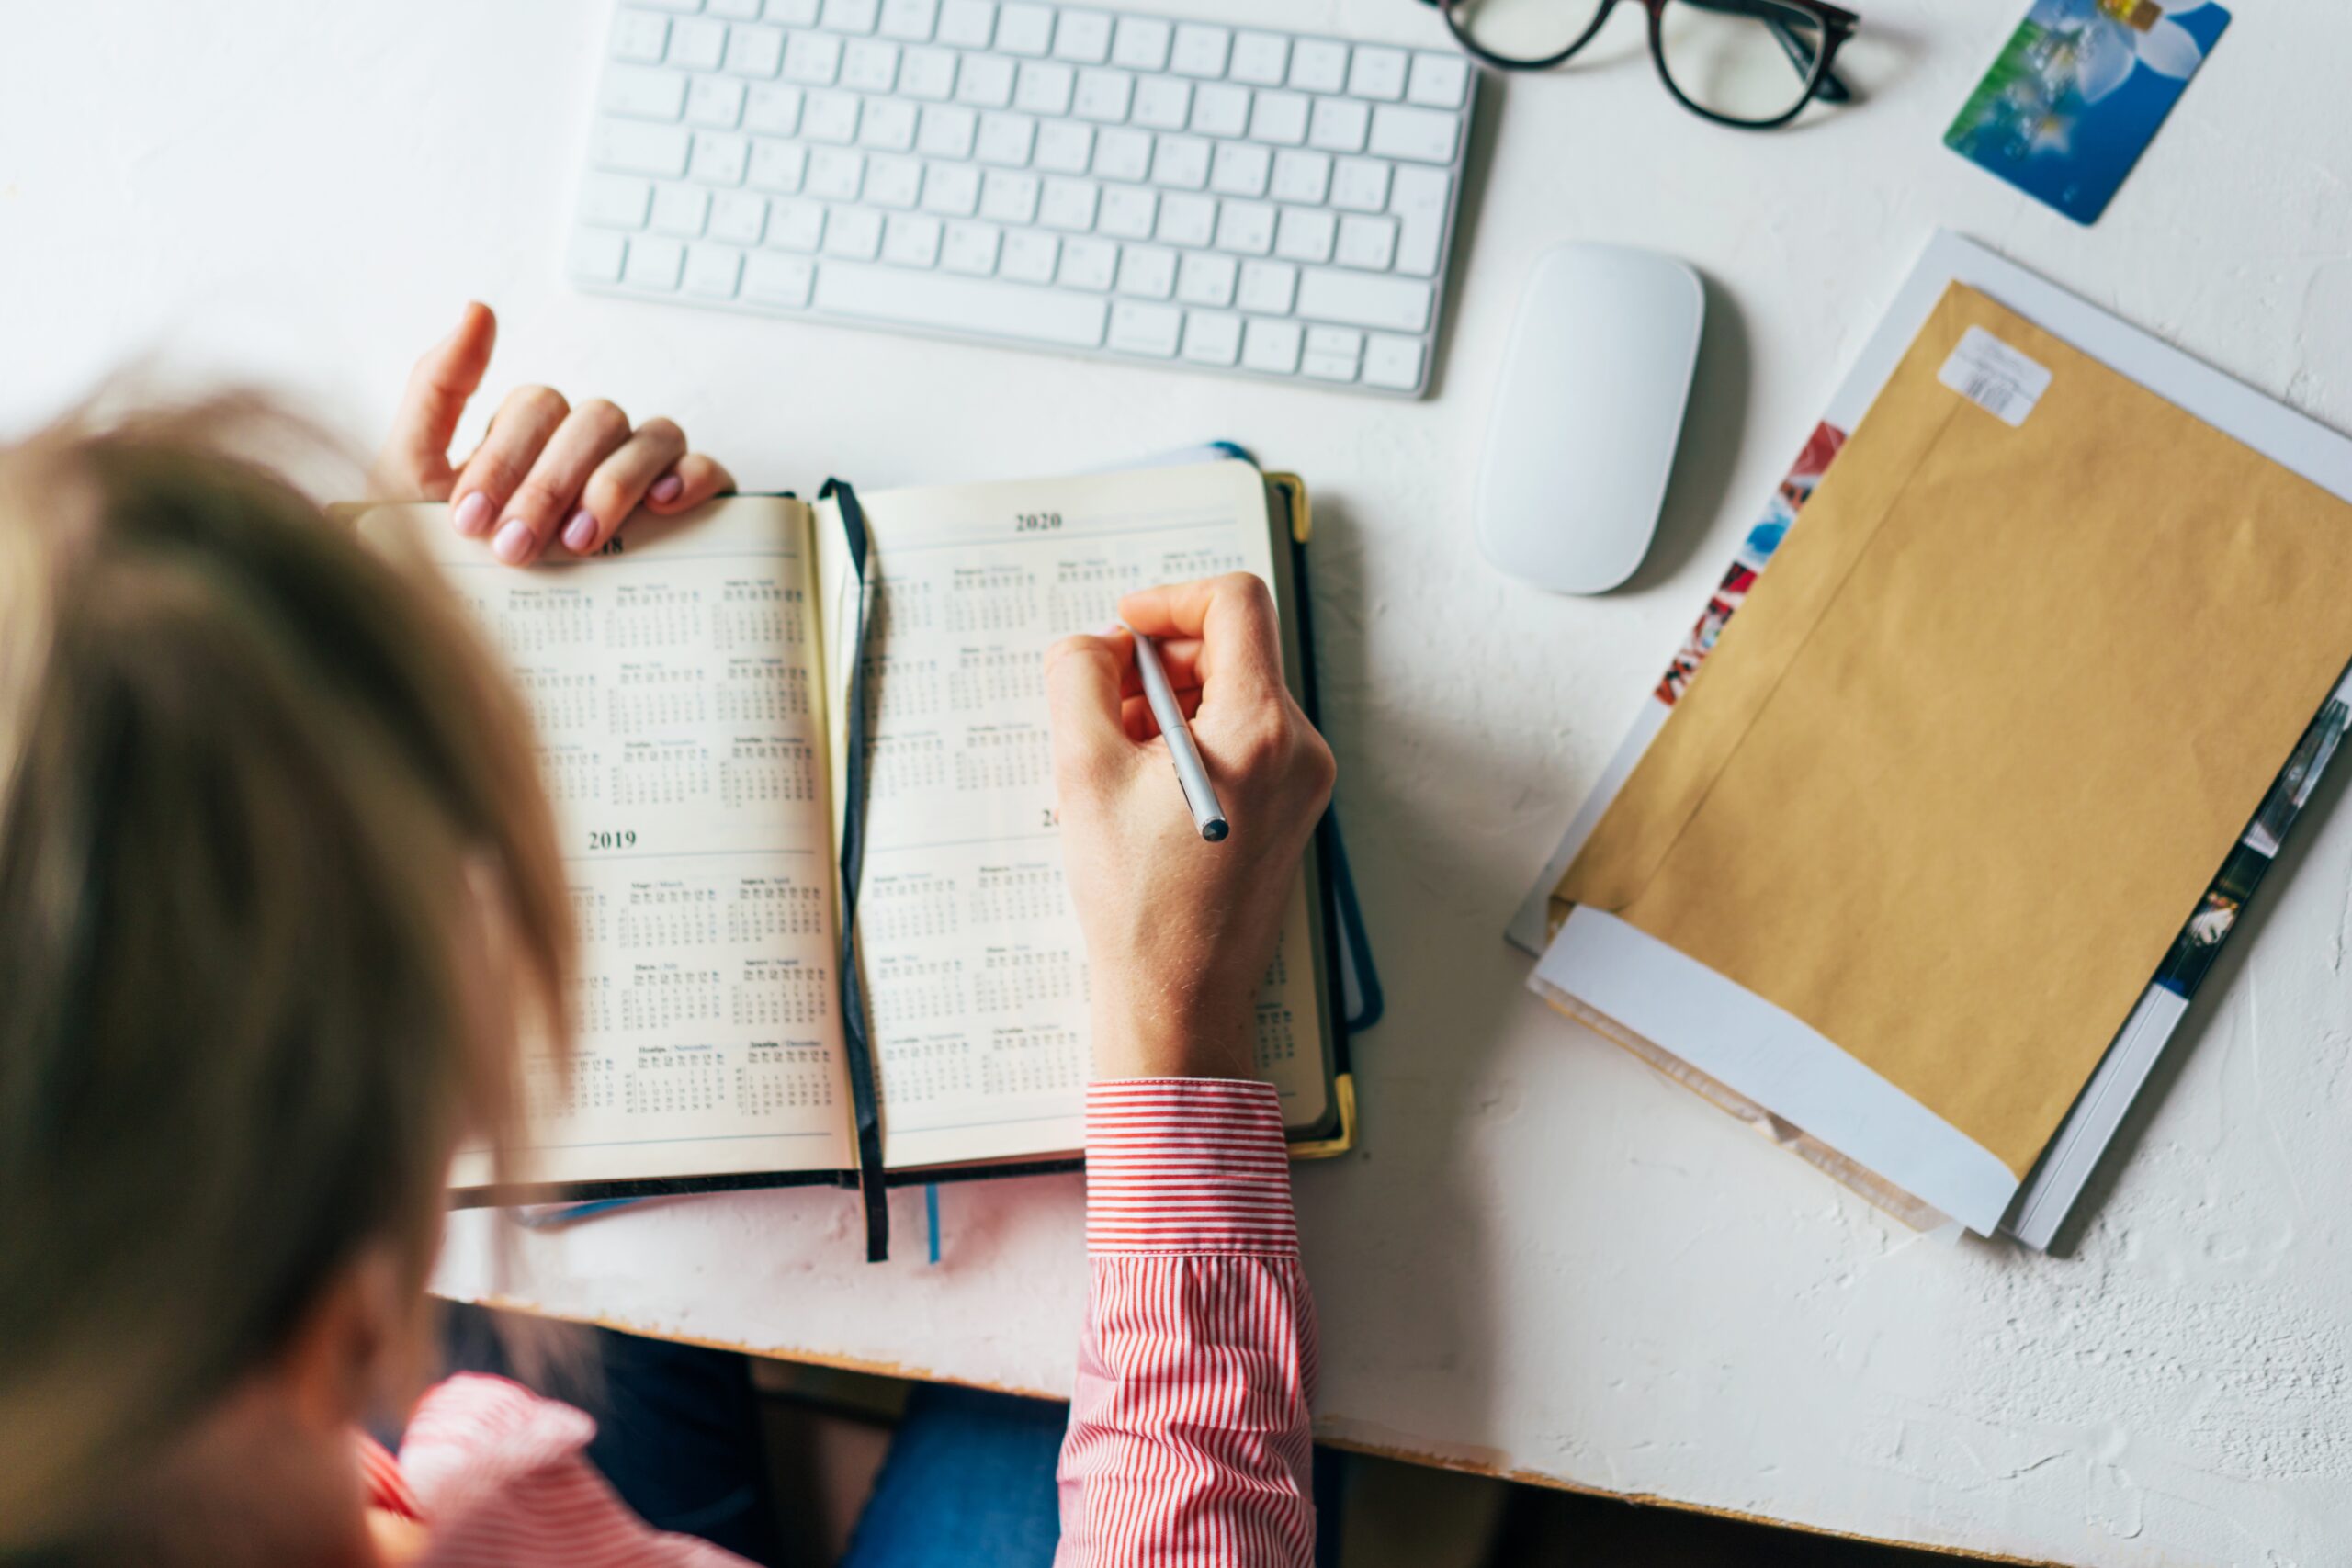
[1043, 574, 1336, 1083]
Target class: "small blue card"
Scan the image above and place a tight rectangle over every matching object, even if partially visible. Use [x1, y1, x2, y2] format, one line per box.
[1946, 0, 2229, 225]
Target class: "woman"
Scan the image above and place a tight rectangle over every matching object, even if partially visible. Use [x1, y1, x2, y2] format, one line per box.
[0, 303, 1334, 1566]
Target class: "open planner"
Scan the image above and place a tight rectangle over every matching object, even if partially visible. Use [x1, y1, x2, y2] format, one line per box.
[356, 458, 1350, 1254]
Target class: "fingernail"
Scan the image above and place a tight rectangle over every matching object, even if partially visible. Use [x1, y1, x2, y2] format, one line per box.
[649, 473, 684, 504]
[452, 491, 492, 536]
[1099, 622, 1126, 638]
[561, 508, 599, 553]
[492, 519, 535, 564]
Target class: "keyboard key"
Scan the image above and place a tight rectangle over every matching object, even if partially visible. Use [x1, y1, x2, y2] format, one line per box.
[1241, 316, 1303, 374]
[878, 0, 938, 40]
[883, 212, 944, 265]
[1016, 60, 1077, 117]
[605, 66, 689, 119]
[976, 112, 1037, 165]
[995, 3, 1054, 55]
[1176, 250, 1238, 307]
[612, 13, 672, 64]
[625, 234, 687, 288]
[1362, 332, 1424, 389]
[1182, 309, 1244, 365]
[1229, 31, 1290, 86]
[1210, 141, 1272, 197]
[900, 47, 958, 98]
[594, 118, 692, 176]
[956, 53, 1016, 107]
[687, 73, 747, 126]
[1302, 324, 1362, 380]
[1248, 90, 1309, 146]
[1335, 213, 1396, 270]
[726, 23, 786, 77]
[691, 133, 750, 184]
[1308, 96, 1370, 152]
[936, 0, 995, 48]
[1169, 24, 1230, 78]
[817, 259, 1110, 344]
[842, 38, 901, 92]
[1235, 257, 1296, 313]
[978, 169, 1040, 222]
[1072, 68, 1134, 122]
[866, 155, 922, 207]
[1190, 83, 1250, 138]
[1108, 299, 1182, 355]
[767, 197, 827, 248]
[571, 228, 628, 282]
[1148, 135, 1211, 190]
[820, 0, 879, 31]
[1330, 157, 1390, 212]
[783, 30, 843, 83]
[1407, 51, 1470, 108]
[1035, 120, 1094, 174]
[1111, 16, 1171, 71]
[921, 161, 981, 214]
[1038, 176, 1099, 230]
[582, 174, 654, 228]
[1131, 77, 1191, 131]
[1097, 185, 1157, 239]
[860, 98, 919, 150]
[1057, 236, 1118, 288]
[942, 220, 1002, 274]
[1388, 164, 1451, 276]
[766, 0, 820, 21]
[652, 182, 712, 235]
[918, 103, 978, 158]
[750, 138, 808, 190]
[1114, 245, 1177, 299]
[807, 148, 865, 199]
[1275, 207, 1335, 264]
[1155, 192, 1216, 247]
[712, 0, 763, 17]
[1368, 104, 1459, 164]
[743, 250, 816, 305]
[1053, 9, 1113, 63]
[685, 242, 745, 297]
[1001, 229, 1059, 282]
[637, 0, 705, 12]
[1287, 38, 1348, 94]
[746, 84, 805, 133]
[804, 92, 861, 143]
[824, 205, 885, 256]
[1346, 46, 1408, 101]
[1295, 265, 1430, 331]
[712, 192, 769, 243]
[1091, 128, 1152, 181]
[1269, 148, 1331, 204]
[669, 17, 728, 70]
[1213, 200, 1275, 255]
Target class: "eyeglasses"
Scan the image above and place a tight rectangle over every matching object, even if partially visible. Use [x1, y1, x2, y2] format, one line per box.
[1419, 0, 1859, 130]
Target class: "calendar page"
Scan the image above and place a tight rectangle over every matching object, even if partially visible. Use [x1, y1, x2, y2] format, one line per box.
[360, 499, 858, 1190]
[815, 461, 1331, 1171]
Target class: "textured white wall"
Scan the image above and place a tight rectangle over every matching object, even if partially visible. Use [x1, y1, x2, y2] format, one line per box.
[12, 3, 2352, 1562]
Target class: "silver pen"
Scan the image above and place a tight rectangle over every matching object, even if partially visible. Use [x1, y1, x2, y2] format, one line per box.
[1124, 622, 1228, 843]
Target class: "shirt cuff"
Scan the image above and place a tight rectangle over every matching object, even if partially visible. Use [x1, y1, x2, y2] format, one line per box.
[1084, 1077, 1297, 1256]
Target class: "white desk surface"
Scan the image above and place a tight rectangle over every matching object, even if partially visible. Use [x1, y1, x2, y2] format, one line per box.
[13, 4, 2352, 1562]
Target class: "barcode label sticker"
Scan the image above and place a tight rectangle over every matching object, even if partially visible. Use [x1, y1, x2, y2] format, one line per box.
[1939, 325, 2052, 427]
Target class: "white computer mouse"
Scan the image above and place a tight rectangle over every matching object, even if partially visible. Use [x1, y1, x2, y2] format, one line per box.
[1474, 243, 1704, 594]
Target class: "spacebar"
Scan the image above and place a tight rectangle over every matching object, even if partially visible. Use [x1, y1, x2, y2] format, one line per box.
[812, 264, 1109, 348]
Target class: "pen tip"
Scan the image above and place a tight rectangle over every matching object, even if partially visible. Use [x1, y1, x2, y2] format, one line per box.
[1202, 819, 1229, 843]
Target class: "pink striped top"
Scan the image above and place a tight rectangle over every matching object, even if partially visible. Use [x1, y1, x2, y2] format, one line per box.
[361, 1077, 1317, 1566]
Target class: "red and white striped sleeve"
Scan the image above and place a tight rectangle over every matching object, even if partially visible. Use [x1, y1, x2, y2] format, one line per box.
[1056, 1077, 1319, 1568]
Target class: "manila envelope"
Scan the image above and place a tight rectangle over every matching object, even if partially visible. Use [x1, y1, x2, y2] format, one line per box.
[1557, 284, 2352, 1179]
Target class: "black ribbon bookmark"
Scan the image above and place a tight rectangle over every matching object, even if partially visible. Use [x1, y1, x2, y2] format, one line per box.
[822, 478, 889, 1263]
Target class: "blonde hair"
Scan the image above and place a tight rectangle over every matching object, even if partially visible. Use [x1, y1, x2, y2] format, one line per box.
[0, 399, 573, 1551]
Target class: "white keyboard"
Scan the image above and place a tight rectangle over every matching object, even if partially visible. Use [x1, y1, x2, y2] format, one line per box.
[568, 0, 1476, 396]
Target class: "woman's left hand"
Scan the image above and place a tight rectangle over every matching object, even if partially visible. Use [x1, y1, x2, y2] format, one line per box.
[370, 301, 735, 565]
